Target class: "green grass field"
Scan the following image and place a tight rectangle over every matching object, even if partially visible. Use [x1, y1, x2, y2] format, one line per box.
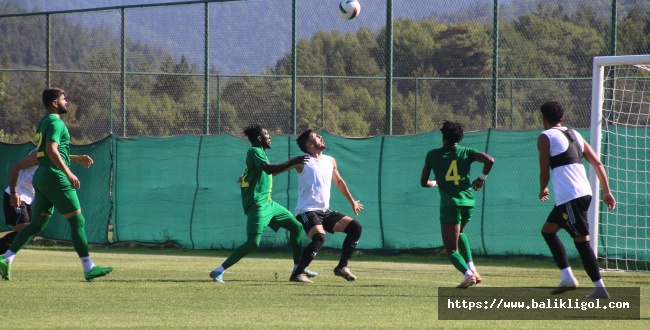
[0, 246, 648, 329]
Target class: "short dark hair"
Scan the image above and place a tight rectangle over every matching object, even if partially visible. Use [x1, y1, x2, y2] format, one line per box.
[540, 101, 564, 125]
[243, 124, 265, 143]
[296, 129, 315, 153]
[42, 88, 66, 108]
[440, 120, 464, 144]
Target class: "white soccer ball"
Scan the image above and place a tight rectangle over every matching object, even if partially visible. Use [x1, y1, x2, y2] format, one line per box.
[339, 0, 361, 20]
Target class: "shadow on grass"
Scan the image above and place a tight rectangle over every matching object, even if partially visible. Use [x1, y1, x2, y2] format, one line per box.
[20, 237, 606, 271]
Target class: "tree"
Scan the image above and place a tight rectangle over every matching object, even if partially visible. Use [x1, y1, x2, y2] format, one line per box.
[617, 5, 650, 55]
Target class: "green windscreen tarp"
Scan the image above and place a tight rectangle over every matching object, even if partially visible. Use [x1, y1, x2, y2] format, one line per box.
[0, 139, 111, 244]
[1, 129, 647, 260]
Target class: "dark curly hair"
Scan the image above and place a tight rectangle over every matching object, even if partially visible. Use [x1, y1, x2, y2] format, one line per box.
[243, 124, 265, 143]
[540, 101, 564, 125]
[440, 120, 464, 144]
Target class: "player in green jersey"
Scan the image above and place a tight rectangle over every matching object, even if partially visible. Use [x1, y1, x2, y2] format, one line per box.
[209, 124, 310, 283]
[2, 149, 94, 254]
[0, 88, 112, 282]
[420, 121, 494, 288]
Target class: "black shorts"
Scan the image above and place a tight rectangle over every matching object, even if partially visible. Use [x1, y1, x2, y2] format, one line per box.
[546, 195, 592, 237]
[3, 192, 32, 227]
[295, 210, 347, 234]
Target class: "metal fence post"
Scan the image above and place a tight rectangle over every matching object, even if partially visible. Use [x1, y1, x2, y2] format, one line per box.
[385, 0, 393, 135]
[492, 0, 499, 129]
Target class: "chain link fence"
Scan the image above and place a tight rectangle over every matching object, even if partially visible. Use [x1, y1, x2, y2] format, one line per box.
[1, 0, 649, 143]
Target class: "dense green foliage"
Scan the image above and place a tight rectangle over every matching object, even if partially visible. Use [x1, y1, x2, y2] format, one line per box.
[1, 2, 650, 142]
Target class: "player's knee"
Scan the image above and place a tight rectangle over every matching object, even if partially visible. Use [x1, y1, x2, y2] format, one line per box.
[344, 219, 362, 234]
[573, 240, 592, 252]
[247, 239, 261, 250]
[311, 233, 326, 251]
[288, 220, 303, 234]
[541, 231, 556, 239]
[66, 213, 86, 229]
[444, 246, 458, 255]
[344, 220, 362, 238]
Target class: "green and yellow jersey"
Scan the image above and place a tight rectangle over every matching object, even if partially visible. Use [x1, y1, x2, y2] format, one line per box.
[240, 147, 273, 213]
[33, 114, 71, 187]
[425, 145, 477, 208]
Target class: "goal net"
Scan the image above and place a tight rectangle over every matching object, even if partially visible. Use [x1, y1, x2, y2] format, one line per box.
[590, 55, 650, 271]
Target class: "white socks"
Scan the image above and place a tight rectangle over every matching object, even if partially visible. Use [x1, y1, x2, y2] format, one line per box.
[560, 267, 575, 282]
[467, 261, 476, 272]
[81, 257, 95, 272]
[593, 279, 605, 288]
[6, 252, 96, 272]
[4, 250, 16, 264]
[214, 265, 225, 273]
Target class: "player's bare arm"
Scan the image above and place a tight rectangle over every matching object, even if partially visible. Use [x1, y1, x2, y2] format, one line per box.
[46, 141, 80, 188]
[70, 154, 94, 168]
[537, 134, 551, 202]
[420, 163, 437, 188]
[262, 154, 309, 175]
[471, 152, 494, 191]
[582, 140, 616, 211]
[332, 157, 363, 215]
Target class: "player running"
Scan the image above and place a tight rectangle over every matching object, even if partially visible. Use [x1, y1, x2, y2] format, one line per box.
[420, 121, 494, 288]
[0, 88, 112, 281]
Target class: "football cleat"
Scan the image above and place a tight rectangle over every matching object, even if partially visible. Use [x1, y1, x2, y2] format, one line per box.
[84, 265, 113, 282]
[457, 274, 476, 289]
[550, 278, 579, 294]
[333, 267, 356, 281]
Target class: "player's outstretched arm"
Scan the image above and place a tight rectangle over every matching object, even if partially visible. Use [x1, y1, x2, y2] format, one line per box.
[262, 154, 309, 176]
[331, 157, 363, 215]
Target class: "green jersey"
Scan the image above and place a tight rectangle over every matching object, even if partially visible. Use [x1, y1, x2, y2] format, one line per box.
[33, 113, 71, 187]
[240, 147, 273, 213]
[425, 145, 478, 207]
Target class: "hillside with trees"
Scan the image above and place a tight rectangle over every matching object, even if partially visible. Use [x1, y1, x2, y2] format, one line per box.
[1, 1, 650, 143]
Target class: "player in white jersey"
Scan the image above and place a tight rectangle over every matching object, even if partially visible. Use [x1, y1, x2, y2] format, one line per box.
[2, 150, 38, 254]
[537, 101, 616, 299]
[289, 129, 363, 283]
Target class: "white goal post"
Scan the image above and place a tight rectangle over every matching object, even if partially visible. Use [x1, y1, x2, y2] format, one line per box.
[589, 54, 650, 271]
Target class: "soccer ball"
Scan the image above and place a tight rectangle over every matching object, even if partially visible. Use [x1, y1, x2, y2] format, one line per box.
[339, 0, 361, 20]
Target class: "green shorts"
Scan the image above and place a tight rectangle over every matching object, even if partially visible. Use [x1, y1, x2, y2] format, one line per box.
[440, 205, 473, 225]
[246, 200, 302, 235]
[31, 185, 81, 216]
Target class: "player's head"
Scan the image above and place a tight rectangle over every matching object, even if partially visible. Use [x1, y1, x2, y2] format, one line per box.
[243, 124, 271, 149]
[296, 129, 325, 153]
[440, 120, 464, 146]
[540, 101, 565, 126]
[42, 88, 68, 114]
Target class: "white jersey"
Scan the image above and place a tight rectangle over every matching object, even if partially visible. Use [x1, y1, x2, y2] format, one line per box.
[541, 127, 591, 205]
[295, 154, 334, 214]
[5, 165, 37, 205]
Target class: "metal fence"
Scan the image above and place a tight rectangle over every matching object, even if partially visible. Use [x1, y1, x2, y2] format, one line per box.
[0, 0, 648, 143]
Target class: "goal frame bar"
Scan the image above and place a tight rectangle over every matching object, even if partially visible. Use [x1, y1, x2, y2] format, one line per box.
[589, 54, 650, 256]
